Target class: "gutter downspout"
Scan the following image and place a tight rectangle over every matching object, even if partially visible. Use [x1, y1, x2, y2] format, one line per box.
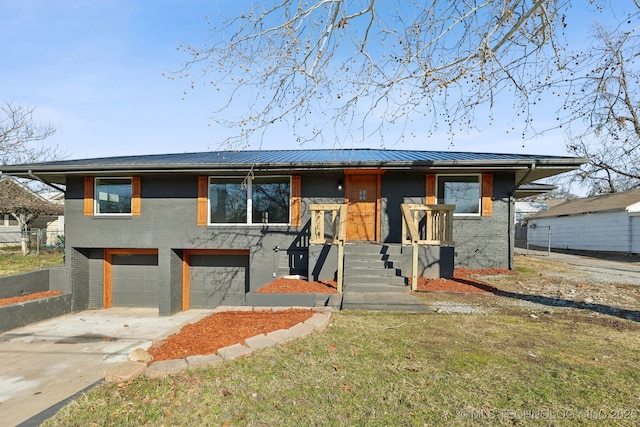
[28, 170, 66, 193]
[508, 163, 537, 270]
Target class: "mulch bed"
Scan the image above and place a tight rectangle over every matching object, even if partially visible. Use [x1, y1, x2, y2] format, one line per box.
[0, 290, 63, 307]
[257, 277, 338, 294]
[260, 269, 515, 295]
[414, 268, 516, 294]
[148, 309, 317, 361]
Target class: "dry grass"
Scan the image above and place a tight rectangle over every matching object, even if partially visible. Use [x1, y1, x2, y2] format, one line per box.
[45, 315, 640, 425]
[0, 248, 63, 277]
[43, 255, 640, 426]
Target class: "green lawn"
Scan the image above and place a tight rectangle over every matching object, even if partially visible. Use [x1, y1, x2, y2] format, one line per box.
[44, 308, 640, 426]
[0, 247, 63, 276]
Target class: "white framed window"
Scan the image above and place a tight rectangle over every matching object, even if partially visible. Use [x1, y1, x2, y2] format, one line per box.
[2, 214, 18, 227]
[437, 175, 481, 215]
[95, 178, 133, 215]
[208, 176, 291, 225]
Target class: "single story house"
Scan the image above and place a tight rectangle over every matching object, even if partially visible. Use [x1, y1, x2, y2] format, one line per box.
[0, 176, 64, 249]
[527, 188, 640, 255]
[2, 149, 584, 315]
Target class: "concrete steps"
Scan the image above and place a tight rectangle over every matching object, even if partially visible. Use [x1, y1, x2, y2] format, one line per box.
[339, 244, 428, 311]
[343, 243, 407, 289]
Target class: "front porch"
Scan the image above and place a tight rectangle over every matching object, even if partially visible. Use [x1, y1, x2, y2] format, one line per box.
[307, 203, 456, 294]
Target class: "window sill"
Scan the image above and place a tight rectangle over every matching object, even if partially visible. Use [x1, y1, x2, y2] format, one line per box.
[453, 215, 482, 220]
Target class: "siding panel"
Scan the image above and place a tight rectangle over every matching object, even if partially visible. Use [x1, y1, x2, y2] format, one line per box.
[529, 211, 631, 252]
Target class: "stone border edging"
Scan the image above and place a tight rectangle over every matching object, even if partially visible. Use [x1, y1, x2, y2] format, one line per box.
[105, 307, 332, 382]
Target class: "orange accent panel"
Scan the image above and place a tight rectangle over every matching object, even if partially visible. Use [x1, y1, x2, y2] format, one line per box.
[182, 251, 190, 311]
[131, 176, 141, 216]
[346, 175, 378, 241]
[425, 174, 436, 204]
[84, 177, 94, 216]
[103, 250, 112, 308]
[376, 174, 382, 242]
[197, 176, 208, 226]
[482, 173, 493, 217]
[291, 175, 301, 227]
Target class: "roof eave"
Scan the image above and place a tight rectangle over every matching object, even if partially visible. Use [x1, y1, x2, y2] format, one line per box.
[1, 157, 586, 185]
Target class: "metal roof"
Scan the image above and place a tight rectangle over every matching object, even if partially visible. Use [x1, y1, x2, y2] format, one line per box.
[0, 148, 585, 186]
[1, 148, 576, 167]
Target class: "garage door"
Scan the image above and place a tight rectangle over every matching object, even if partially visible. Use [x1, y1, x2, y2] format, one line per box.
[188, 253, 249, 308]
[110, 253, 159, 307]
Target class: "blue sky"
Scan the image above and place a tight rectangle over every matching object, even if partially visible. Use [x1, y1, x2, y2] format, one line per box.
[0, 0, 619, 161]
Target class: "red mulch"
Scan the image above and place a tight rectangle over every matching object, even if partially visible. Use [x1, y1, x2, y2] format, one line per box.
[148, 309, 316, 361]
[258, 277, 338, 294]
[414, 268, 516, 294]
[260, 269, 515, 295]
[0, 290, 63, 307]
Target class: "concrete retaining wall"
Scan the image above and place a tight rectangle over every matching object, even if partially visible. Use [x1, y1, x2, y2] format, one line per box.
[0, 269, 50, 299]
[245, 292, 322, 307]
[0, 268, 72, 333]
[0, 294, 72, 333]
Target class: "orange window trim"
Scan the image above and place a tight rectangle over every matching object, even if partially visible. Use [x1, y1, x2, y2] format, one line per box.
[481, 173, 493, 217]
[132, 176, 141, 216]
[425, 174, 436, 204]
[86, 177, 140, 216]
[376, 174, 382, 242]
[428, 173, 490, 215]
[84, 177, 94, 216]
[291, 175, 301, 227]
[197, 176, 208, 226]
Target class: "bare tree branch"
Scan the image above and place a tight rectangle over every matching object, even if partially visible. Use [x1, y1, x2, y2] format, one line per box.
[0, 101, 59, 165]
[557, 17, 640, 194]
[175, 0, 569, 149]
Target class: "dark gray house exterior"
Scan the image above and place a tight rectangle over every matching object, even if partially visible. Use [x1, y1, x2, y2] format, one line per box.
[2, 149, 583, 315]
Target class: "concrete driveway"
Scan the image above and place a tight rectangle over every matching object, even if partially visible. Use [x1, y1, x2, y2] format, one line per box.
[0, 307, 212, 427]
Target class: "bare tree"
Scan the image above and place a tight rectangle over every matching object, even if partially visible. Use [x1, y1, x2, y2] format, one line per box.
[558, 22, 640, 194]
[176, 0, 572, 149]
[0, 101, 58, 165]
[178, 0, 640, 195]
[0, 177, 63, 255]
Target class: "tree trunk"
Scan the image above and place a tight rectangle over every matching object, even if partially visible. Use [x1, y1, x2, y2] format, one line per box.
[19, 213, 28, 255]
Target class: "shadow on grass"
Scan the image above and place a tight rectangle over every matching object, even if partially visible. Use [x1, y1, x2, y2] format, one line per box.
[492, 289, 640, 322]
[418, 272, 640, 323]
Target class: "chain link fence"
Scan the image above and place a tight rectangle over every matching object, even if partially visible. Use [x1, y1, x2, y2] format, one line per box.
[0, 229, 64, 253]
[514, 223, 551, 256]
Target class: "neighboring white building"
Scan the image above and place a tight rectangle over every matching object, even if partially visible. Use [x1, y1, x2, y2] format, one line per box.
[0, 184, 64, 248]
[515, 200, 550, 224]
[31, 190, 65, 247]
[527, 189, 640, 254]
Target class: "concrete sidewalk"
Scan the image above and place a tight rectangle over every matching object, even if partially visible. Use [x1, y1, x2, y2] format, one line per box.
[0, 307, 213, 427]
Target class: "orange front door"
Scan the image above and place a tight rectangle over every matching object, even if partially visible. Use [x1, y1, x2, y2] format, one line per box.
[346, 175, 378, 241]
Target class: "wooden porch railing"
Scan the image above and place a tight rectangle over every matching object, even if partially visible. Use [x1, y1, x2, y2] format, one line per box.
[401, 204, 455, 290]
[309, 204, 348, 293]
